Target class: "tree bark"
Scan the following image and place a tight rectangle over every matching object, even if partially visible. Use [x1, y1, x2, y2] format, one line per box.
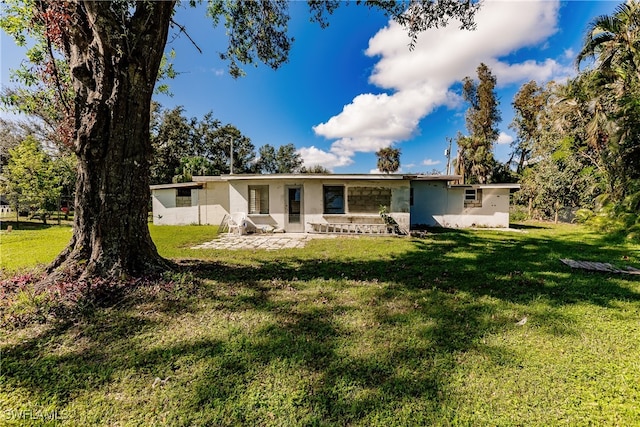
[47, 1, 176, 281]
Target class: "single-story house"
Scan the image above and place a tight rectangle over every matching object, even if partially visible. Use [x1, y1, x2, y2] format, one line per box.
[150, 174, 520, 233]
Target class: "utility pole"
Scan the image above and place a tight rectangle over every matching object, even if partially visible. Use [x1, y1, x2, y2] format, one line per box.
[445, 137, 452, 175]
[229, 136, 234, 175]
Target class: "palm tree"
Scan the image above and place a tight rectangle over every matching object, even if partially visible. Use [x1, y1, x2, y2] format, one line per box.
[376, 147, 401, 173]
[574, 1, 640, 201]
[577, 1, 640, 84]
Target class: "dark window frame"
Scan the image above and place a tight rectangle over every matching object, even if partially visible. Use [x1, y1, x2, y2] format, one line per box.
[323, 185, 345, 214]
[176, 188, 192, 207]
[464, 188, 477, 201]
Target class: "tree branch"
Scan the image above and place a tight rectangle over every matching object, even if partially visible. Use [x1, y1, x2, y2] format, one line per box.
[45, 37, 72, 116]
[170, 18, 202, 54]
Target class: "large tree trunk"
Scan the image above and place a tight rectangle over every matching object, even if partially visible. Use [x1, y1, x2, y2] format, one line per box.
[47, 1, 176, 281]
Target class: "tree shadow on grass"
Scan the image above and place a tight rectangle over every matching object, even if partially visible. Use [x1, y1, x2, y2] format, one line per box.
[1, 229, 639, 424]
[181, 229, 639, 308]
[509, 222, 551, 230]
[0, 220, 67, 231]
[165, 230, 639, 422]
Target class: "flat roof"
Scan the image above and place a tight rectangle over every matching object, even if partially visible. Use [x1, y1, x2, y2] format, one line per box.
[150, 175, 520, 190]
[192, 173, 462, 182]
[450, 183, 521, 189]
[409, 174, 462, 181]
[150, 182, 204, 190]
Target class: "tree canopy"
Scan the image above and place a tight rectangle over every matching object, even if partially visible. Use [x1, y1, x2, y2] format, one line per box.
[1, 136, 62, 223]
[376, 147, 401, 174]
[149, 105, 306, 181]
[257, 143, 304, 174]
[504, 1, 640, 229]
[455, 63, 500, 184]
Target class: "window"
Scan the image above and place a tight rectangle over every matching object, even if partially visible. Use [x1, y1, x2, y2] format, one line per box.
[464, 188, 482, 207]
[323, 185, 345, 214]
[464, 189, 477, 201]
[176, 188, 192, 207]
[249, 185, 269, 214]
[347, 186, 391, 213]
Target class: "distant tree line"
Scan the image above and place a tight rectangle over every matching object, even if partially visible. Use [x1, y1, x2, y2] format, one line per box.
[0, 119, 76, 223]
[150, 104, 329, 185]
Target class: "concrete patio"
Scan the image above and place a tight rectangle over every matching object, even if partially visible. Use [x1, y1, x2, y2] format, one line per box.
[191, 233, 337, 251]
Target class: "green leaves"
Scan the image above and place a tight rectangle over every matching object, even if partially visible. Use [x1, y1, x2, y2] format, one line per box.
[207, 0, 293, 78]
[1, 136, 64, 220]
[0, 0, 35, 46]
[375, 147, 401, 174]
[257, 143, 303, 174]
[457, 63, 500, 184]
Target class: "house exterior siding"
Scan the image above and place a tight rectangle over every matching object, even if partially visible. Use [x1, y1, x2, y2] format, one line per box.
[151, 174, 518, 231]
[152, 188, 200, 225]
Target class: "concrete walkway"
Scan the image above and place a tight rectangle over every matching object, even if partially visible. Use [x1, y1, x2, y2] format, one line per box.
[191, 233, 332, 251]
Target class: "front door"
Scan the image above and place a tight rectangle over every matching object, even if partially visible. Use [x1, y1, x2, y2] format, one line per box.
[286, 186, 303, 232]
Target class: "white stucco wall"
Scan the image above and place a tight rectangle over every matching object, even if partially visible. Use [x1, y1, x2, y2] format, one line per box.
[228, 179, 293, 231]
[410, 182, 513, 228]
[152, 182, 229, 226]
[410, 181, 449, 227]
[152, 188, 199, 225]
[152, 177, 513, 230]
[198, 182, 230, 226]
[227, 178, 410, 232]
[444, 187, 511, 228]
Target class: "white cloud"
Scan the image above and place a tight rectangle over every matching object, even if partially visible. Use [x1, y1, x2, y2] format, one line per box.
[313, 87, 450, 146]
[497, 132, 514, 145]
[564, 48, 575, 60]
[422, 158, 441, 166]
[489, 58, 572, 87]
[298, 146, 352, 170]
[330, 136, 397, 157]
[311, 0, 564, 167]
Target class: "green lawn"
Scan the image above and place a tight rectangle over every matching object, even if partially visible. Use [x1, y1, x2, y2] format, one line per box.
[0, 222, 219, 271]
[1, 223, 639, 425]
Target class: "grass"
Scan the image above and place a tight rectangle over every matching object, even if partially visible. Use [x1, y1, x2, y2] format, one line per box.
[1, 222, 639, 425]
[0, 222, 219, 271]
[0, 223, 73, 272]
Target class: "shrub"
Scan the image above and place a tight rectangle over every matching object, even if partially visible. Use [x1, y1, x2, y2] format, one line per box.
[575, 208, 595, 224]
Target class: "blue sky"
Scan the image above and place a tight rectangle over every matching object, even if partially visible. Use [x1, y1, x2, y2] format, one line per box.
[0, 1, 620, 174]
